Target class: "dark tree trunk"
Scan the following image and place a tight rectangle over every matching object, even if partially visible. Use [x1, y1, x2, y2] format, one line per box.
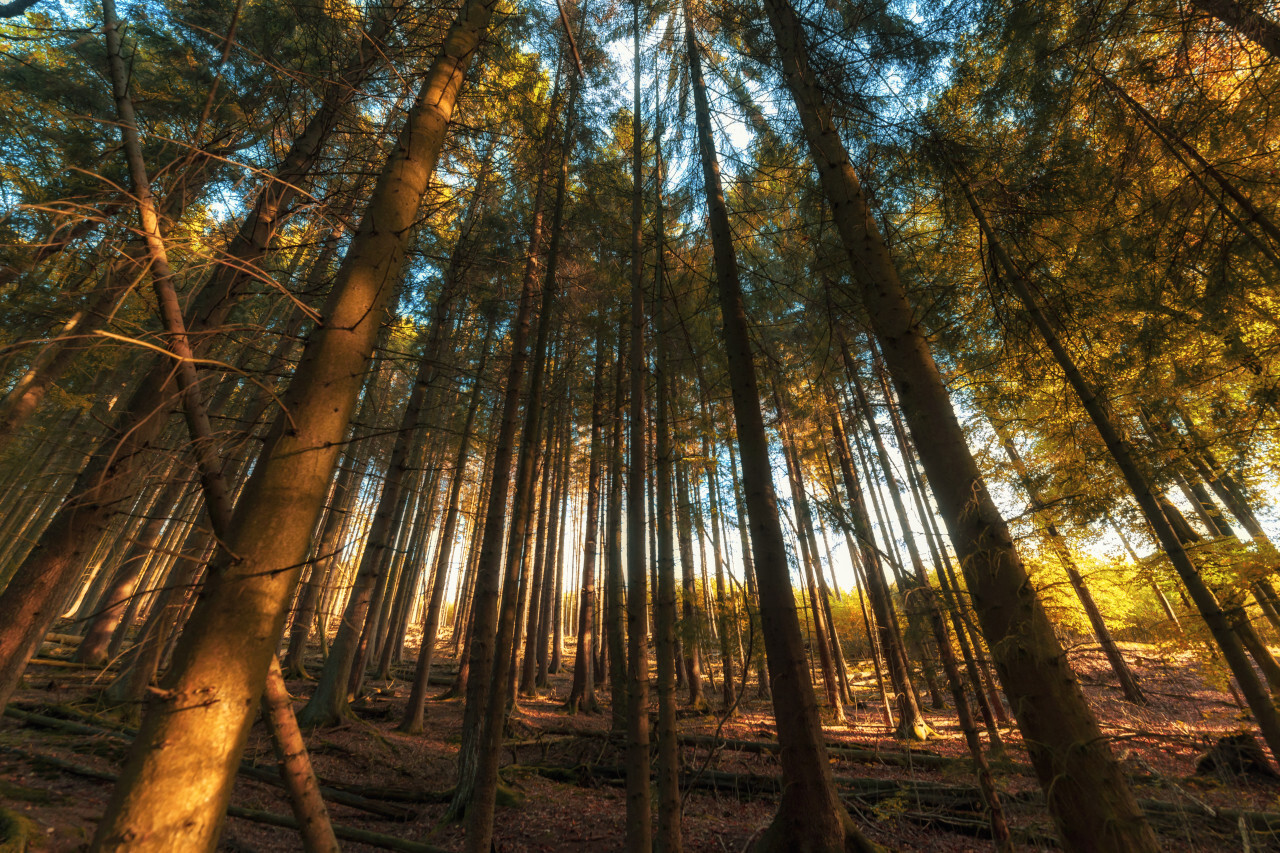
[567, 328, 607, 714]
[685, 8, 878, 850]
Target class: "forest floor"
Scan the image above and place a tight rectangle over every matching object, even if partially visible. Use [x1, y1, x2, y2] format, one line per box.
[2, 635, 1279, 851]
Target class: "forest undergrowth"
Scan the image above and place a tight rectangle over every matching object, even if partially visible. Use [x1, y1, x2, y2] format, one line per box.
[2, 635, 1274, 852]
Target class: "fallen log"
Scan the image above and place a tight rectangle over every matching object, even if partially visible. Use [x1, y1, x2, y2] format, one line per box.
[533, 725, 1030, 772]
[25, 657, 96, 670]
[1, 747, 443, 852]
[225, 807, 449, 853]
[43, 633, 84, 647]
[5, 707, 416, 821]
[519, 758, 1280, 842]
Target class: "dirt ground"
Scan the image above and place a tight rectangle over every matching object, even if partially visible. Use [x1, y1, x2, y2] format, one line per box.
[2, 636, 1278, 852]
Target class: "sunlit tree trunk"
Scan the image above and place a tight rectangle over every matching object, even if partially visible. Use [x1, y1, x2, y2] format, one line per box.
[0, 10, 410, 710]
[261, 658, 340, 853]
[88, 0, 498, 842]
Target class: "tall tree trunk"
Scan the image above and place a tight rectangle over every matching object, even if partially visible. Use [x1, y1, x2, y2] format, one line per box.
[654, 223, 683, 852]
[705, 433, 737, 710]
[285, 449, 365, 678]
[75, 476, 190, 666]
[447, 64, 563, 818]
[567, 328, 606, 714]
[400, 321, 493, 733]
[261, 658, 340, 853]
[520, 405, 560, 696]
[848, 360, 945, 711]
[776, 394, 845, 722]
[0, 0, 416, 697]
[893, 428, 1006, 747]
[298, 295, 461, 726]
[727, 432, 769, 699]
[685, 7, 878, 850]
[605, 321, 629, 732]
[88, 0, 497, 842]
[753, 3, 1158, 846]
[462, 67, 578, 852]
[537, 401, 573, 687]
[675, 459, 706, 710]
[623, 3, 651, 847]
[828, 399, 929, 739]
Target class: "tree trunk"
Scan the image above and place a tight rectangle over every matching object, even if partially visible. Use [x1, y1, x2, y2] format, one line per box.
[89, 0, 497, 842]
[654, 216, 683, 851]
[755, 2, 1158, 846]
[828, 397, 930, 739]
[537, 403, 573, 687]
[298, 293, 461, 726]
[0, 0, 414, 711]
[623, 6, 651, 848]
[1193, 0, 1279, 60]
[605, 321, 629, 732]
[462, 67, 577, 852]
[727, 433, 769, 699]
[447, 64, 563, 818]
[685, 8, 878, 851]
[567, 328, 606, 714]
[285, 450, 365, 678]
[261, 658, 340, 853]
[400, 322, 492, 732]
[850, 361, 946, 712]
[705, 433, 737, 710]
[75, 476, 189, 666]
[776, 395, 845, 722]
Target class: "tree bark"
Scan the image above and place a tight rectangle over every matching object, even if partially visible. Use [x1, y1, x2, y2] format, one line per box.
[755, 2, 1158, 846]
[567, 328, 606, 714]
[605, 320, 629, 732]
[623, 4, 651, 847]
[685, 7, 878, 850]
[654, 224, 683, 852]
[462, 66, 578, 851]
[88, 0, 497, 842]
[1188, 0, 1280, 59]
